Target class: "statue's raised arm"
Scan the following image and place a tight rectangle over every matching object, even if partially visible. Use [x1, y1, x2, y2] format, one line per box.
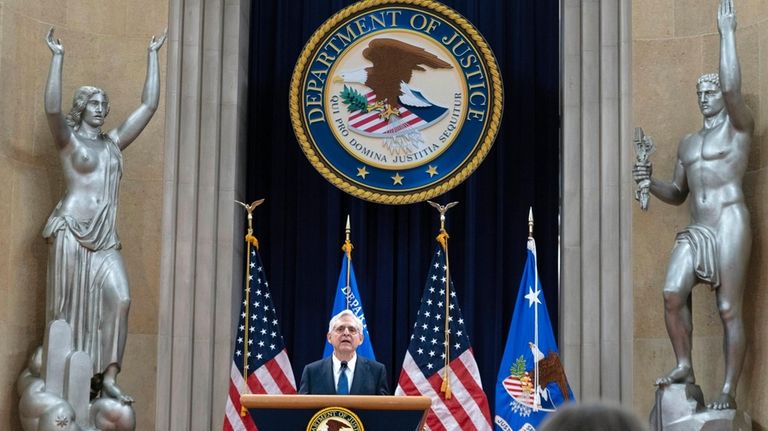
[108, 30, 166, 149]
[717, 0, 753, 133]
[44, 28, 72, 149]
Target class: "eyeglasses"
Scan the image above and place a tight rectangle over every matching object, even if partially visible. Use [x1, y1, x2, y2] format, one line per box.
[333, 325, 359, 335]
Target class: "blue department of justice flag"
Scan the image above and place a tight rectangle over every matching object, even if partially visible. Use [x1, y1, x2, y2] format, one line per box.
[494, 238, 573, 431]
[323, 249, 376, 360]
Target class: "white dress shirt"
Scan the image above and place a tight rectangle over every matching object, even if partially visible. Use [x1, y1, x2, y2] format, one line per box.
[332, 353, 357, 393]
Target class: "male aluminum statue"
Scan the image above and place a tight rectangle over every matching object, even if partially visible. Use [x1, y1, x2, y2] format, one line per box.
[633, 0, 754, 412]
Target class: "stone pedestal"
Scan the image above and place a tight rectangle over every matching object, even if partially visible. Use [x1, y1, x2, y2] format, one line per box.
[17, 320, 135, 431]
[650, 384, 751, 431]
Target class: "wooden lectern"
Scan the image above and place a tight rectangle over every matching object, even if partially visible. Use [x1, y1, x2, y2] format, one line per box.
[240, 394, 431, 430]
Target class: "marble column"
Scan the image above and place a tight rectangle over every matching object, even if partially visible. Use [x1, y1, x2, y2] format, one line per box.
[156, 0, 250, 429]
[561, 0, 634, 404]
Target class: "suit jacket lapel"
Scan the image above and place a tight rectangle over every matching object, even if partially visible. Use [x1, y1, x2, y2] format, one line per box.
[349, 357, 364, 395]
[323, 357, 335, 394]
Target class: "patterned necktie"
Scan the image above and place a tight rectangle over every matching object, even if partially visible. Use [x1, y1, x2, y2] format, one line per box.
[337, 361, 349, 395]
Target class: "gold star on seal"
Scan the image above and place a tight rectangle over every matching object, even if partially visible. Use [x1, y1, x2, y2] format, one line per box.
[356, 166, 369, 179]
[391, 172, 404, 185]
[426, 165, 439, 177]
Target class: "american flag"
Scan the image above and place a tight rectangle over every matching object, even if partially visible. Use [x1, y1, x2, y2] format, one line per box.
[395, 243, 492, 431]
[223, 242, 296, 431]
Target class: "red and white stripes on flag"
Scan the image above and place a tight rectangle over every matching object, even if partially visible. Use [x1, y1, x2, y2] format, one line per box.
[224, 350, 296, 431]
[395, 245, 492, 431]
[397, 351, 493, 431]
[223, 246, 296, 431]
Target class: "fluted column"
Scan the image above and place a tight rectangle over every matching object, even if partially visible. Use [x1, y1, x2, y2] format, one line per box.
[561, 0, 633, 404]
[156, 0, 250, 429]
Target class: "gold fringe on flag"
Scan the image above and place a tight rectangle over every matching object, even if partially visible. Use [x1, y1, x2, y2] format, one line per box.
[245, 233, 259, 249]
[436, 230, 449, 249]
[236, 199, 264, 416]
[428, 200, 458, 401]
[343, 215, 353, 309]
[439, 229, 452, 400]
[342, 239, 353, 258]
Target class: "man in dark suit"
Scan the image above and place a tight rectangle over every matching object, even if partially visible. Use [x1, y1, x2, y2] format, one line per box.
[299, 310, 389, 395]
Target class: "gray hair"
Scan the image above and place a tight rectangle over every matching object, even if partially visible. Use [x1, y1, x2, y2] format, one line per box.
[697, 73, 720, 89]
[328, 309, 364, 334]
[539, 402, 647, 431]
[66, 86, 110, 127]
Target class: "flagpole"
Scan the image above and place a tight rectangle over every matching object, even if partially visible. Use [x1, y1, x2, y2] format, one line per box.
[529, 207, 541, 411]
[439, 217, 452, 400]
[235, 198, 264, 416]
[343, 215, 353, 309]
[428, 200, 458, 400]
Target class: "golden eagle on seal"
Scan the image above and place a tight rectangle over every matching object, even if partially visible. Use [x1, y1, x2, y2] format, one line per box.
[335, 38, 452, 114]
[324, 418, 352, 431]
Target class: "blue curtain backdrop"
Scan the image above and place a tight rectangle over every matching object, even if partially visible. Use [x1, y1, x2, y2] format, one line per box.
[246, 0, 559, 408]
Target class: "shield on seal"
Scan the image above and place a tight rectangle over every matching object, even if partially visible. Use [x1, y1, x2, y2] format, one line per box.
[346, 90, 449, 137]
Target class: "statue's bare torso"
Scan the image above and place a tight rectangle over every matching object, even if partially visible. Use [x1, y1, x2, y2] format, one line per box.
[55, 134, 122, 223]
[679, 115, 750, 232]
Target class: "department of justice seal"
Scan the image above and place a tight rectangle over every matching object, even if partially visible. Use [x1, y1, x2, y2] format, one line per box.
[306, 407, 364, 431]
[290, 0, 503, 204]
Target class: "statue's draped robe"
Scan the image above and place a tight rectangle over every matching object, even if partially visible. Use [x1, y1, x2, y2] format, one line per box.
[43, 138, 128, 374]
[675, 223, 720, 288]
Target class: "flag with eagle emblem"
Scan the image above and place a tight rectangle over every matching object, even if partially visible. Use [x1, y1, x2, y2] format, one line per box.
[494, 238, 573, 431]
[395, 238, 492, 431]
[223, 238, 296, 431]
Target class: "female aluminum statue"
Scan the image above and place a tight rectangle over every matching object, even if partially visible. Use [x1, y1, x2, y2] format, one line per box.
[43, 27, 166, 404]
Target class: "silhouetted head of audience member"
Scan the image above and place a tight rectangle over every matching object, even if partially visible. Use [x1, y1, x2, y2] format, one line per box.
[538, 402, 647, 431]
